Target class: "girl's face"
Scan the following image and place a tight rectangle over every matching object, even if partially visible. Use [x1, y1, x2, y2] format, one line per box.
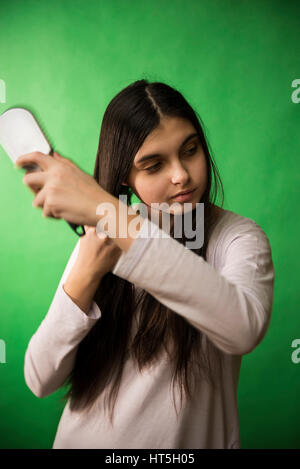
[123, 116, 207, 220]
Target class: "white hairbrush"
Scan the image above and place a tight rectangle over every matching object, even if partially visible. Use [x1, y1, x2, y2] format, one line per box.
[0, 107, 85, 236]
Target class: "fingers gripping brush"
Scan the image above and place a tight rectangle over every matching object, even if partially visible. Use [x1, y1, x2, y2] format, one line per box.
[0, 107, 85, 236]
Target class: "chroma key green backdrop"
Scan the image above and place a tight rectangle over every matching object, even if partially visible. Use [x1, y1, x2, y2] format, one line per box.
[0, 0, 299, 449]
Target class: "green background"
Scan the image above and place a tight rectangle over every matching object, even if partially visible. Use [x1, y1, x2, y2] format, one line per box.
[0, 0, 299, 449]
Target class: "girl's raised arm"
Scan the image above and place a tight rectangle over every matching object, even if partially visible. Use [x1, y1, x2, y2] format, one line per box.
[112, 215, 275, 356]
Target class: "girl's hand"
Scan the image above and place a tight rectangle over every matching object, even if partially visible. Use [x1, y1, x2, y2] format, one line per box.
[75, 225, 122, 279]
[15, 151, 105, 226]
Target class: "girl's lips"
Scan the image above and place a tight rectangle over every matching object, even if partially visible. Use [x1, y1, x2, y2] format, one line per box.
[171, 189, 195, 202]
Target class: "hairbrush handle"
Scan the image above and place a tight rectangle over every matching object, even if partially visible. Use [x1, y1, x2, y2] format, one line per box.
[66, 222, 86, 236]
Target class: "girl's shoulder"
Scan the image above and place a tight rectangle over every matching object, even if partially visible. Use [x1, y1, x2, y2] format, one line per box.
[206, 205, 272, 264]
[211, 206, 268, 235]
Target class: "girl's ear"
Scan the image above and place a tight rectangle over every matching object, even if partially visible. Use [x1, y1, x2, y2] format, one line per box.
[121, 182, 129, 186]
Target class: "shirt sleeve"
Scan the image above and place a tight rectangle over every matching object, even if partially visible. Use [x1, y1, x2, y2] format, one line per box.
[24, 239, 102, 398]
[112, 216, 275, 356]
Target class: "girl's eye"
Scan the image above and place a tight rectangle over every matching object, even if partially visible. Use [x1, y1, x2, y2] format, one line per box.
[144, 144, 198, 173]
[145, 163, 161, 173]
[185, 144, 198, 155]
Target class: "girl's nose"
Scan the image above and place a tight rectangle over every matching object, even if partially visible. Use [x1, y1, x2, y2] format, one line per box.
[170, 162, 190, 185]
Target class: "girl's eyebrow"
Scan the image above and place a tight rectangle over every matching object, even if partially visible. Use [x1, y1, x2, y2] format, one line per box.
[135, 132, 199, 167]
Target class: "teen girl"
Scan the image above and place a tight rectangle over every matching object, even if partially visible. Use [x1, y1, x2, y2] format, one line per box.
[18, 79, 275, 449]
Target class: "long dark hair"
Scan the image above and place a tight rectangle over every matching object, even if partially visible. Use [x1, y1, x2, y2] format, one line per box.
[61, 79, 225, 424]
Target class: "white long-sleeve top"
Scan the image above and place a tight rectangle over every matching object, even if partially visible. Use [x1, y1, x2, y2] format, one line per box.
[24, 207, 275, 449]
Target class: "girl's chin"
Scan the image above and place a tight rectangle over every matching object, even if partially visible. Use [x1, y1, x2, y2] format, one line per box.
[143, 201, 197, 218]
[168, 201, 196, 215]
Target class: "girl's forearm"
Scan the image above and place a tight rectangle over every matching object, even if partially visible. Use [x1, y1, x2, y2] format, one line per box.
[63, 267, 102, 315]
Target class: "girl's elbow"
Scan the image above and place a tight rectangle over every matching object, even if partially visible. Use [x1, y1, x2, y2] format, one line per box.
[24, 370, 47, 398]
[232, 289, 273, 355]
[233, 314, 271, 355]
